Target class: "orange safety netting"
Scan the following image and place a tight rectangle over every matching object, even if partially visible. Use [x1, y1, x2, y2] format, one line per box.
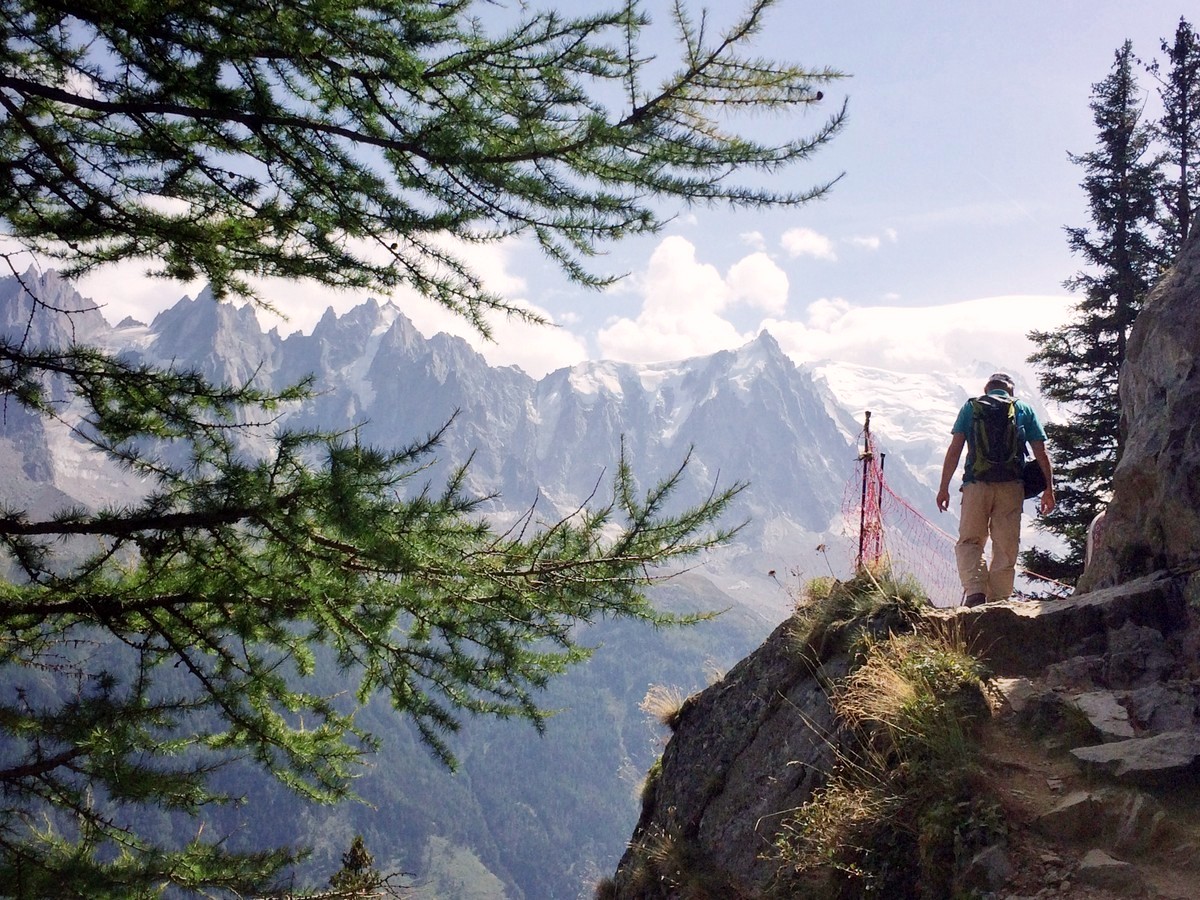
[841, 421, 1071, 608]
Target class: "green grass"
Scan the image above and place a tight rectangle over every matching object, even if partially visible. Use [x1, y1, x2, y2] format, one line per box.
[791, 565, 930, 665]
[772, 571, 1001, 898]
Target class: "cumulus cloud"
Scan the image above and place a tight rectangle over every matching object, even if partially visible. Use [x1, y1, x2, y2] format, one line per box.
[761, 294, 1074, 384]
[780, 227, 837, 261]
[597, 236, 794, 362]
[727, 252, 789, 314]
[739, 230, 766, 250]
[847, 229, 897, 252]
[594, 235, 1072, 389]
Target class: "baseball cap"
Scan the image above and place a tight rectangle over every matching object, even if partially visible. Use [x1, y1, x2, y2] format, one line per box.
[986, 372, 1015, 394]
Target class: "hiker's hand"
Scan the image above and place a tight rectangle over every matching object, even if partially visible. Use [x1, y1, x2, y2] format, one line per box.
[936, 487, 950, 512]
[1039, 489, 1056, 516]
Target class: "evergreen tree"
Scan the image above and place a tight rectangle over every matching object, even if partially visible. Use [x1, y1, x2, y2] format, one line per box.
[1152, 18, 1200, 257]
[328, 835, 384, 896]
[1025, 41, 1160, 582]
[0, 0, 845, 894]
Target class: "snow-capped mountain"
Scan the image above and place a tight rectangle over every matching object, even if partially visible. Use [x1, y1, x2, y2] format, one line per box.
[2, 268, 1043, 614]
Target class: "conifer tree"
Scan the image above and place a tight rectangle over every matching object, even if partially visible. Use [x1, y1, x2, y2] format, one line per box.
[328, 836, 383, 896]
[1152, 18, 1200, 257]
[1025, 41, 1161, 581]
[0, 0, 845, 894]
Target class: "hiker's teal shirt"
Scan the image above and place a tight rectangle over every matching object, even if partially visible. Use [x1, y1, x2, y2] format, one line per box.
[951, 389, 1047, 485]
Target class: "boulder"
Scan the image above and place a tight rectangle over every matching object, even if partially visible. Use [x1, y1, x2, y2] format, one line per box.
[1124, 682, 1199, 733]
[1075, 849, 1143, 895]
[992, 676, 1036, 712]
[1104, 620, 1176, 687]
[1071, 731, 1200, 785]
[936, 572, 1188, 678]
[955, 844, 1013, 894]
[1070, 691, 1135, 741]
[1035, 791, 1104, 843]
[1105, 789, 1168, 854]
[1035, 788, 1166, 853]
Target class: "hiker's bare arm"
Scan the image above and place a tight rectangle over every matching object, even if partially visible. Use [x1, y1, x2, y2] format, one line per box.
[1031, 440, 1055, 515]
[936, 433, 967, 512]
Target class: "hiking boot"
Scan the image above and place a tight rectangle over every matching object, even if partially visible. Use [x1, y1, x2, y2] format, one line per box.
[963, 592, 987, 608]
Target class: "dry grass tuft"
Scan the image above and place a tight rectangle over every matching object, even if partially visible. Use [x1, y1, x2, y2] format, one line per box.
[640, 683, 689, 730]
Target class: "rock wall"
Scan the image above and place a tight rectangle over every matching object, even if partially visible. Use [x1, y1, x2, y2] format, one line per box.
[1079, 228, 1200, 592]
[609, 616, 848, 897]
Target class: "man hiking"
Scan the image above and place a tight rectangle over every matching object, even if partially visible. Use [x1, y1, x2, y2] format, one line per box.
[936, 372, 1055, 607]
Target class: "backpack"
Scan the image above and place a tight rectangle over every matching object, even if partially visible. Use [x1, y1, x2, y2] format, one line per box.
[969, 394, 1023, 483]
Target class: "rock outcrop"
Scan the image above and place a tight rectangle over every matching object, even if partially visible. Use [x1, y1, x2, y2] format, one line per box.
[940, 571, 1188, 677]
[607, 579, 1200, 897]
[610, 617, 848, 896]
[1080, 227, 1200, 592]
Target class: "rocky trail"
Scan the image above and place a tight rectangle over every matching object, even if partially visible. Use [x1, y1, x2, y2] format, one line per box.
[955, 571, 1200, 899]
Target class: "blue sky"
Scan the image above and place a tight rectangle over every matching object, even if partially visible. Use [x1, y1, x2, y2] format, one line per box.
[71, 0, 1191, 386]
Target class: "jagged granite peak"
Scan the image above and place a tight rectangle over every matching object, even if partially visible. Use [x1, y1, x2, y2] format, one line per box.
[724, 327, 793, 384]
[0, 265, 109, 345]
[361, 320, 541, 504]
[525, 334, 856, 533]
[277, 297, 409, 390]
[147, 287, 282, 386]
[306, 297, 405, 347]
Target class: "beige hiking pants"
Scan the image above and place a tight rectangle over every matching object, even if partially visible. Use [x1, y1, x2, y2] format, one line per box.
[955, 481, 1024, 602]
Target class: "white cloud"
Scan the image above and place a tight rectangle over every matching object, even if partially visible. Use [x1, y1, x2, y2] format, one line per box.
[739, 230, 766, 250]
[804, 296, 851, 330]
[849, 235, 881, 250]
[597, 236, 793, 363]
[598, 236, 748, 362]
[761, 294, 1075, 386]
[594, 235, 1073, 392]
[780, 227, 837, 261]
[727, 252, 789, 315]
[635, 235, 729, 316]
[847, 229, 897, 252]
